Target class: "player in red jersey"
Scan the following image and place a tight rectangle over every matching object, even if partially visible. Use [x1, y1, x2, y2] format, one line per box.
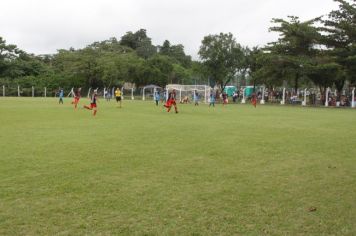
[222, 92, 228, 106]
[251, 93, 257, 108]
[164, 89, 178, 113]
[83, 90, 98, 116]
[71, 88, 82, 109]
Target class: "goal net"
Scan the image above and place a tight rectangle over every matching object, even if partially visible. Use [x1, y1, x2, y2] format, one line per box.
[165, 84, 212, 103]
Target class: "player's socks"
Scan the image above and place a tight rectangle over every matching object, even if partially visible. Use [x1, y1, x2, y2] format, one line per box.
[93, 110, 97, 116]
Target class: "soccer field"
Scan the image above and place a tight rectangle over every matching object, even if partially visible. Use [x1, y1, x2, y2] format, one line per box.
[0, 97, 355, 235]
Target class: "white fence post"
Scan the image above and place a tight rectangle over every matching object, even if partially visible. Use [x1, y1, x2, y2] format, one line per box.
[281, 88, 286, 105]
[32, 86, 34, 97]
[352, 88, 355, 108]
[67, 87, 74, 97]
[204, 86, 207, 104]
[302, 88, 307, 106]
[325, 87, 330, 107]
[131, 88, 134, 100]
[44, 87, 47, 97]
[2, 85, 4, 97]
[260, 86, 265, 104]
[18, 86, 20, 97]
[142, 88, 145, 101]
[241, 88, 246, 104]
[87, 88, 91, 98]
[121, 87, 124, 100]
[165, 87, 169, 101]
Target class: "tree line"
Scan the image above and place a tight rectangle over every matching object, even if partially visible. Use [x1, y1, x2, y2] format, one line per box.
[0, 0, 355, 100]
[0, 29, 200, 94]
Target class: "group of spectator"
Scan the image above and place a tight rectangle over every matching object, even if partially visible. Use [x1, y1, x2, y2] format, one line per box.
[224, 88, 355, 107]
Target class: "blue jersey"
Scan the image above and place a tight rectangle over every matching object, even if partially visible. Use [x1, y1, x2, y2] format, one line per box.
[194, 94, 199, 101]
[59, 90, 64, 98]
[155, 93, 160, 101]
[210, 95, 215, 103]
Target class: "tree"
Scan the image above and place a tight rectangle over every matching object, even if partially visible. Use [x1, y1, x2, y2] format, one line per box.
[0, 37, 21, 61]
[0, 37, 23, 78]
[265, 16, 322, 91]
[136, 38, 157, 59]
[169, 44, 192, 68]
[171, 63, 191, 84]
[159, 40, 192, 67]
[251, 51, 286, 89]
[198, 33, 245, 91]
[98, 52, 140, 87]
[305, 58, 341, 94]
[0, 32, 195, 91]
[145, 55, 173, 87]
[321, 0, 356, 95]
[120, 29, 157, 59]
[159, 40, 171, 55]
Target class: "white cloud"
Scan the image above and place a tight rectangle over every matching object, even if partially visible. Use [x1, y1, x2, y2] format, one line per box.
[0, 0, 339, 58]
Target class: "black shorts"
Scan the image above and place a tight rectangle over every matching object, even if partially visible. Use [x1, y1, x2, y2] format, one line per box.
[116, 96, 121, 102]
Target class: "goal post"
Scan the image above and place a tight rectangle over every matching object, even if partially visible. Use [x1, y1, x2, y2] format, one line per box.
[165, 84, 211, 104]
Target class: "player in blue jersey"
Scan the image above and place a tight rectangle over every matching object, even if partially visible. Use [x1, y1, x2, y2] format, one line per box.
[59, 89, 64, 104]
[193, 90, 199, 106]
[154, 91, 160, 106]
[209, 93, 215, 107]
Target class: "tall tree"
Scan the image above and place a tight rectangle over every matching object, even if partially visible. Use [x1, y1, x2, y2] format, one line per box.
[136, 38, 157, 59]
[198, 33, 245, 91]
[159, 40, 192, 67]
[0, 37, 22, 77]
[145, 55, 173, 87]
[265, 16, 322, 91]
[159, 40, 171, 55]
[321, 0, 356, 93]
[120, 29, 157, 58]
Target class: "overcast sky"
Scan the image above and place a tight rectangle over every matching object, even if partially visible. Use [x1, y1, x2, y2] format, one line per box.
[0, 0, 339, 58]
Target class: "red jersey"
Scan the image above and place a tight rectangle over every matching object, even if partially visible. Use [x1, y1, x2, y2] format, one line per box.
[74, 90, 81, 98]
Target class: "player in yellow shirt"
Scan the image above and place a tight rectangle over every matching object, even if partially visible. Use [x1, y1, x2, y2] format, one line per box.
[115, 88, 122, 108]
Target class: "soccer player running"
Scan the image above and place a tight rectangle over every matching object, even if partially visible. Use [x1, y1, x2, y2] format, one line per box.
[251, 92, 257, 108]
[164, 89, 178, 113]
[83, 89, 98, 116]
[59, 88, 64, 104]
[71, 88, 81, 109]
[115, 87, 122, 108]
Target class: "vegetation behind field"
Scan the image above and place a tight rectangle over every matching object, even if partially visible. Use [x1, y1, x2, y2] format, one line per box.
[1, 0, 356, 100]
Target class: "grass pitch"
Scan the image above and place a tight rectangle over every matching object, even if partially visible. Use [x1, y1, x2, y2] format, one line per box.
[0, 97, 355, 235]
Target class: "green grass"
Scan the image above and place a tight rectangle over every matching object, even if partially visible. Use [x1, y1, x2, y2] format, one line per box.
[0, 97, 355, 235]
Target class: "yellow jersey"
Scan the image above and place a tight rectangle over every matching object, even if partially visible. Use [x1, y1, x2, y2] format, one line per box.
[115, 90, 121, 97]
